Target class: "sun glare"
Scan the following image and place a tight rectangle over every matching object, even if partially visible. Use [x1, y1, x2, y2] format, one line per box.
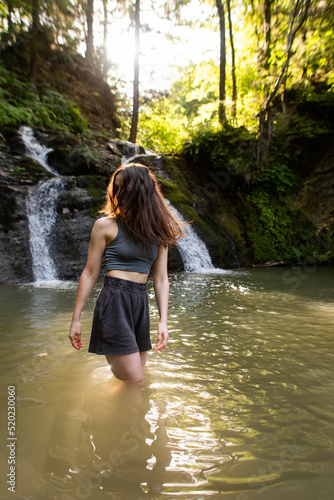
[92, 0, 218, 95]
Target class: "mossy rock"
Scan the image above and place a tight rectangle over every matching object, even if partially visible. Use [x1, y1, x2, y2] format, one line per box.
[175, 202, 241, 268]
[11, 156, 54, 185]
[77, 175, 108, 216]
[57, 175, 107, 216]
[151, 154, 243, 268]
[159, 179, 192, 206]
[47, 143, 120, 177]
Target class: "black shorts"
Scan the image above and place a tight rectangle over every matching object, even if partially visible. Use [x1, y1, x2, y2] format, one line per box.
[88, 275, 152, 356]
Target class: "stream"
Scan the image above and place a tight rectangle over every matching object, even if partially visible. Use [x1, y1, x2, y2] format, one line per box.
[0, 267, 333, 499]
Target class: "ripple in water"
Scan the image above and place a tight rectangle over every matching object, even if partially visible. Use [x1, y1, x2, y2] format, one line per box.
[0, 269, 334, 499]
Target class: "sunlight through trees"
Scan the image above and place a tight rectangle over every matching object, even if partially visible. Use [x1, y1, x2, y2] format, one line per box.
[0, 0, 333, 153]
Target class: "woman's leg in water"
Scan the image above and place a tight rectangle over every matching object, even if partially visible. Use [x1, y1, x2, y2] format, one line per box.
[105, 351, 148, 382]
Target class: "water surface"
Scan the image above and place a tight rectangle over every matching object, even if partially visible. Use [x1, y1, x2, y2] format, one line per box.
[0, 267, 334, 499]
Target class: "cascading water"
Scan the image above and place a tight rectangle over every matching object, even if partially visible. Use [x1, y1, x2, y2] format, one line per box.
[19, 126, 58, 175]
[110, 139, 158, 166]
[119, 140, 142, 165]
[167, 202, 223, 273]
[20, 126, 63, 282]
[26, 178, 64, 281]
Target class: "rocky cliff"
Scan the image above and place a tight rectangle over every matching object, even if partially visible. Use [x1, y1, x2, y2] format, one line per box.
[0, 124, 248, 283]
[0, 127, 113, 283]
[0, 120, 333, 284]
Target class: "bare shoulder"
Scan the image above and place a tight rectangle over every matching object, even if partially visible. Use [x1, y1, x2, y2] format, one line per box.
[92, 216, 117, 243]
[93, 216, 116, 229]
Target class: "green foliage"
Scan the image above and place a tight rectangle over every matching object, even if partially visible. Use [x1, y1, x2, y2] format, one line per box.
[138, 107, 187, 153]
[135, 62, 220, 153]
[137, 52, 267, 154]
[246, 191, 294, 262]
[244, 159, 314, 263]
[274, 84, 334, 144]
[0, 66, 87, 133]
[245, 197, 317, 263]
[252, 160, 297, 192]
[282, 114, 331, 138]
[181, 124, 257, 175]
[169, 62, 219, 126]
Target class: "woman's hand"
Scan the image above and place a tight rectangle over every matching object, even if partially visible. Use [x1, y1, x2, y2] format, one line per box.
[69, 319, 83, 350]
[155, 321, 169, 351]
[152, 245, 169, 352]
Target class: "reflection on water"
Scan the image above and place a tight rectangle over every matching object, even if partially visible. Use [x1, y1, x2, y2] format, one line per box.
[0, 268, 334, 499]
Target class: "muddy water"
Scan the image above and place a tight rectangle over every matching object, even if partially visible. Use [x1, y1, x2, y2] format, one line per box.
[0, 267, 333, 500]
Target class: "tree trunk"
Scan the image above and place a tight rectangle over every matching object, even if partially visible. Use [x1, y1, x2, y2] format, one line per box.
[7, 0, 13, 39]
[301, 28, 307, 80]
[250, 0, 261, 65]
[257, 106, 276, 167]
[86, 0, 94, 63]
[227, 0, 237, 122]
[30, 0, 39, 88]
[216, 0, 227, 126]
[264, 0, 271, 68]
[261, 0, 271, 103]
[129, 0, 140, 143]
[102, 0, 108, 77]
[257, 0, 312, 166]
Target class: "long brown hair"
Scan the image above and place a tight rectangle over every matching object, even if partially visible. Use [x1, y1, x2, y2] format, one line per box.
[100, 163, 185, 247]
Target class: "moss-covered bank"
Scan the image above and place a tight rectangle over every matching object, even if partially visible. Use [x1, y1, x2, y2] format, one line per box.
[179, 85, 334, 266]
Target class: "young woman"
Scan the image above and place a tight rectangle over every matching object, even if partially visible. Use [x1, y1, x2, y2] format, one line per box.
[69, 163, 184, 383]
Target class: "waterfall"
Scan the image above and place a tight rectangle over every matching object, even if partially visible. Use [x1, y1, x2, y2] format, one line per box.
[109, 139, 157, 166]
[167, 202, 222, 273]
[19, 126, 58, 176]
[26, 178, 64, 281]
[20, 127, 63, 283]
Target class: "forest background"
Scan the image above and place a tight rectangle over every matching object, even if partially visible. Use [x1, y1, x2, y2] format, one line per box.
[0, 0, 333, 274]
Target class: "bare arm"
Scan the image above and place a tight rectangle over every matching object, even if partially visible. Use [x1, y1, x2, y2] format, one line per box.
[69, 219, 108, 350]
[152, 244, 169, 351]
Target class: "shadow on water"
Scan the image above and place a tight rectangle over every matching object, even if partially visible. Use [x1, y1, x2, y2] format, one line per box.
[0, 268, 334, 499]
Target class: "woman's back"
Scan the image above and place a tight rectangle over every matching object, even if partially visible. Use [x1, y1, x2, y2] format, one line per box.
[105, 217, 158, 275]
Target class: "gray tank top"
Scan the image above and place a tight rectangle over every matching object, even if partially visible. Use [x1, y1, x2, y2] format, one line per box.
[105, 218, 159, 274]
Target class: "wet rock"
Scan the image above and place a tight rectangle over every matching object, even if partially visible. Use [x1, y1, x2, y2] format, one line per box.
[107, 142, 122, 157]
[168, 246, 184, 272]
[0, 126, 26, 155]
[0, 133, 6, 152]
[0, 202, 33, 283]
[47, 143, 120, 177]
[109, 139, 146, 158]
[13, 157, 55, 185]
[50, 211, 97, 280]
